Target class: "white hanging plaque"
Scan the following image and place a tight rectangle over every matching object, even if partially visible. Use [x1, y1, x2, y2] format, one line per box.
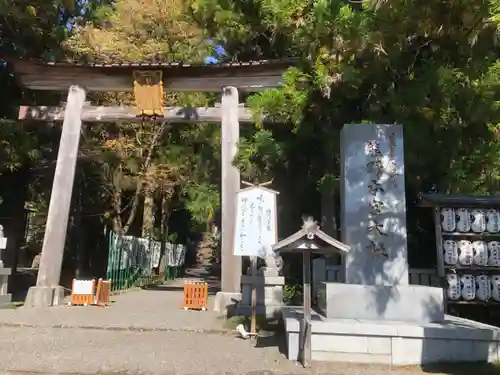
[233, 186, 277, 258]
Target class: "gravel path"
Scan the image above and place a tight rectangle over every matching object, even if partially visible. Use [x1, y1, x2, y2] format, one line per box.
[0, 325, 482, 375]
[0, 326, 302, 374]
[0, 288, 226, 331]
[0, 283, 496, 375]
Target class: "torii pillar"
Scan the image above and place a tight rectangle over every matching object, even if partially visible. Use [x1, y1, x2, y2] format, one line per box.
[25, 85, 87, 307]
[215, 86, 243, 313]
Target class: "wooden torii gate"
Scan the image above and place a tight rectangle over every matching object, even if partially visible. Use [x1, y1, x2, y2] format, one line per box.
[11, 58, 292, 308]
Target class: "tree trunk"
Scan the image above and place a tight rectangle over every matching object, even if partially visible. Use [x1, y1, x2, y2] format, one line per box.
[121, 124, 165, 235]
[141, 186, 155, 239]
[158, 193, 171, 278]
[1, 166, 30, 287]
[111, 166, 124, 234]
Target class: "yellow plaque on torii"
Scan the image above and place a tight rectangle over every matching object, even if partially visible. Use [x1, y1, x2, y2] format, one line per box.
[132, 70, 164, 117]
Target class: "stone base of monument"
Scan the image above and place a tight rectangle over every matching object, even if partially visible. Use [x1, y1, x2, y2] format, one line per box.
[317, 283, 445, 323]
[0, 267, 11, 307]
[213, 291, 242, 315]
[238, 275, 284, 318]
[282, 306, 500, 365]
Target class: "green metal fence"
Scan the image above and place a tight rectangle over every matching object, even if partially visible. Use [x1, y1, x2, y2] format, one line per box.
[106, 232, 187, 292]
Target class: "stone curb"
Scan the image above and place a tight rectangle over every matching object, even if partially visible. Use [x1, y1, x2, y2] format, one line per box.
[0, 322, 233, 335]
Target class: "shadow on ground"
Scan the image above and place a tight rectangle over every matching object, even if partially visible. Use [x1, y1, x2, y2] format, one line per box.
[254, 329, 288, 359]
[420, 362, 500, 375]
[224, 315, 288, 359]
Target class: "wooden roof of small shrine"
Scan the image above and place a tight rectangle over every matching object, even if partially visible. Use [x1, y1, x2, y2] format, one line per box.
[273, 217, 351, 254]
[6, 57, 297, 92]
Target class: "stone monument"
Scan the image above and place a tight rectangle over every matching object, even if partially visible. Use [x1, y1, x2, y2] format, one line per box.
[0, 225, 12, 306]
[320, 124, 444, 323]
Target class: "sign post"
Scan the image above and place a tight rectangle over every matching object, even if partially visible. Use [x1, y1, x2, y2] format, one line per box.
[233, 181, 278, 336]
[250, 256, 258, 334]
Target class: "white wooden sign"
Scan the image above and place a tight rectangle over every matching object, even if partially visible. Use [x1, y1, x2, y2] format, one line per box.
[0, 225, 7, 250]
[233, 186, 277, 258]
[72, 279, 94, 295]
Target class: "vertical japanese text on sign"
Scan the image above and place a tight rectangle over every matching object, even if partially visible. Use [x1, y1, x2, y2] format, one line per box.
[233, 187, 277, 258]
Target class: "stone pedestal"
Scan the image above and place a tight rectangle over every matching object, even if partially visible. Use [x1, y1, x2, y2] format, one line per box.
[0, 268, 11, 306]
[239, 275, 285, 317]
[317, 282, 444, 323]
[282, 307, 500, 365]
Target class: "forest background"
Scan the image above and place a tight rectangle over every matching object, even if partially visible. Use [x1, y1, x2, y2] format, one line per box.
[1, 0, 500, 295]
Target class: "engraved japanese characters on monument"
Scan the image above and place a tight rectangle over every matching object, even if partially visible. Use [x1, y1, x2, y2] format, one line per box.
[365, 140, 389, 258]
[341, 124, 409, 286]
[364, 133, 400, 259]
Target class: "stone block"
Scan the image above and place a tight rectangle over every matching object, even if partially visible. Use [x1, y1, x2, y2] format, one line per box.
[24, 285, 64, 308]
[311, 334, 368, 353]
[448, 340, 477, 362]
[317, 282, 444, 323]
[367, 337, 392, 355]
[239, 275, 284, 317]
[213, 291, 241, 315]
[473, 341, 499, 362]
[313, 351, 391, 364]
[340, 123, 408, 286]
[0, 294, 11, 306]
[391, 337, 424, 365]
[286, 331, 300, 361]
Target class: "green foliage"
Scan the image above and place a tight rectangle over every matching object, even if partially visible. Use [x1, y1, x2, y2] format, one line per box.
[64, 0, 207, 63]
[184, 183, 219, 226]
[0, 120, 41, 172]
[283, 283, 302, 305]
[8, 0, 500, 276]
[247, 68, 311, 129]
[193, 0, 500, 197]
[0, 0, 104, 58]
[234, 129, 283, 183]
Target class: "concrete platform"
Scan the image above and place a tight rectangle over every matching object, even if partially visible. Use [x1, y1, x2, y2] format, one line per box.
[283, 306, 500, 365]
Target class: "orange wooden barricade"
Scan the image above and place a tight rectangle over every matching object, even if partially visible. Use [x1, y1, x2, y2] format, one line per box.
[70, 279, 95, 306]
[95, 278, 112, 306]
[183, 281, 208, 311]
